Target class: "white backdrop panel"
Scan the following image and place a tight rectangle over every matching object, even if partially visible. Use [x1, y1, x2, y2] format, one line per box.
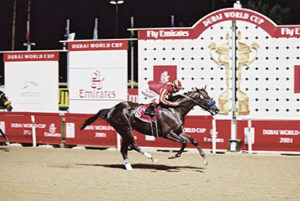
[68, 49, 127, 114]
[5, 61, 59, 112]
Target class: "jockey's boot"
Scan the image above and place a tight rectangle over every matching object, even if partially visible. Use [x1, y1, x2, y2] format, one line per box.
[145, 103, 156, 118]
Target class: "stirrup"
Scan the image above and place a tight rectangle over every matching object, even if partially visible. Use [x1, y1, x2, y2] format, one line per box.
[145, 106, 156, 118]
[151, 120, 159, 137]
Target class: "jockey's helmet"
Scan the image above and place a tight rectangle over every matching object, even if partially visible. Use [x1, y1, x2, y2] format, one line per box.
[173, 80, 182, 91]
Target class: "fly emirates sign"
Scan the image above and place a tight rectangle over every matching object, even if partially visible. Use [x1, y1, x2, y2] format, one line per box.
[146, 30, 190, 39]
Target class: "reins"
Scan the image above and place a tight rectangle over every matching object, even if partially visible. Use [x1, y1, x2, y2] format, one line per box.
[178, 94, 202, 106]
[178, 93, 216, 107]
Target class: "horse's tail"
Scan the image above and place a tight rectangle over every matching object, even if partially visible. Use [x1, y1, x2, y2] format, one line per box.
[80, 109, 110, 130]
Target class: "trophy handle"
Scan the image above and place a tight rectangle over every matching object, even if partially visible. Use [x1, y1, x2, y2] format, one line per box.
[208, 42, 222, 66]
[247, 42, 259, 66]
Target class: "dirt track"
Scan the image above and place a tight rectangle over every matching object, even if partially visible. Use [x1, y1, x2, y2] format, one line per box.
[0, 146, 299, 201]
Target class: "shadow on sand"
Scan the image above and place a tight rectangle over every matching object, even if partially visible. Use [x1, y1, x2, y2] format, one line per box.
[0, 147, 9, 152]
[77, 163, 205, 172]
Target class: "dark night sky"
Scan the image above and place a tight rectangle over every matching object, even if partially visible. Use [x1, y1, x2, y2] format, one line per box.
[1, 0, 300, 51]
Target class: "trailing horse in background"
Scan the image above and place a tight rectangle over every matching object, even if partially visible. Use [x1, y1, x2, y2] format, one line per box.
[81, 88, 219, 170]
[0, 91, 13, 145]
[0, 91, 12, 112]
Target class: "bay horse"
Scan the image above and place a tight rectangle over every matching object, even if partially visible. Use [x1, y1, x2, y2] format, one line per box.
[0, 90, 13, 145]
[81, 88, 219, 170]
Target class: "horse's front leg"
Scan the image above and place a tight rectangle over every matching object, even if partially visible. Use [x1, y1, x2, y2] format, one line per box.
[130, 142, 159, 163]
[0, 128, 9, 145]
[163, 131, 187, 159]
[180, 133, 208, 166]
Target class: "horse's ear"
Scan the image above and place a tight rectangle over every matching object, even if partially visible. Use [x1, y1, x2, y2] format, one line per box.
[204, 85, 207, 90]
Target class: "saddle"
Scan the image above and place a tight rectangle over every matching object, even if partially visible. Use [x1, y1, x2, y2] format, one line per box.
[135, 104, 160, 137]
[135, 104, 160, 123]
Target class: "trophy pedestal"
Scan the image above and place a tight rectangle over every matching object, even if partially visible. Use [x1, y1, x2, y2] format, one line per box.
[237, 89, 249, 115]
[218, 90, 230, 115]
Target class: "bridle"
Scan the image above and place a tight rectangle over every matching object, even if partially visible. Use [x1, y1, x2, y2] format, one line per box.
[179, 90, 216, 108]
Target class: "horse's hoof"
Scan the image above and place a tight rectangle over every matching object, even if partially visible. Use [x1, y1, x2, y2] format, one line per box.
[144, 152, 152, 159]
[125, 163, 133, 170]
[203, 160, 208, 166]
[168, 154, 180, 159]
[152, 157, 159, 163]
[124, 159, 133, 170]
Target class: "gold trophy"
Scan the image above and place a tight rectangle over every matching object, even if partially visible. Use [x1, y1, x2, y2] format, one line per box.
[209, 31, 259, 115]
[209, 33, 231, 114]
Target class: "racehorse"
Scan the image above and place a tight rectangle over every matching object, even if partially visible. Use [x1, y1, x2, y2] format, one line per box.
[81, 88, 219, 170]
[0, 90, 13, 145]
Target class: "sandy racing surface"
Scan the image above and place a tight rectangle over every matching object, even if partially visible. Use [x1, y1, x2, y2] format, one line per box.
[0, 146, 299, 201]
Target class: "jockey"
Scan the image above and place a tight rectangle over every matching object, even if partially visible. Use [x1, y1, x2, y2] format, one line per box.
[144, 79, 182, 118]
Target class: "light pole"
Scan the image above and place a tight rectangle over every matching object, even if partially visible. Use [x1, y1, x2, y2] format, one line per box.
[109, 0, 124, 38]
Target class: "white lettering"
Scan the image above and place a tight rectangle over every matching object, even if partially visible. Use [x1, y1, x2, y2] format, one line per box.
[203, 14, 223, 27]
[95, 125, 115, 131]
[8, 54, 23, 60]
[263, 129, 279, 135]
[71, 43, 90, 49]
[111, 43, 123, 48]
[44, 132, 61, 137]
[147, 31, 159, 38]
[183, 127, 206, 134]
[95, 132, 107, 138]
[85, 125, 95, 130]
[204, 137, 224, 143]
[263, 129, 300, 136]
[280, 28, 300, 37]
[146, 30, 189, 38]
[279, 137, 293, 143]
[11, 123, 22, 128]
[249, 15, 264, 25]
[224, 12, 249, 20]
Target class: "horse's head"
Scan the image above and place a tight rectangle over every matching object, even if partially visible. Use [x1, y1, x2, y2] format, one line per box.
[187, 88, 219, 115]
[0, 91, 13, 111]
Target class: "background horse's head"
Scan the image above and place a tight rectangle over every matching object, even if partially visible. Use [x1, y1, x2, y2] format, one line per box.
[185, 88, 219, 115]
[0, 91, 13, 111]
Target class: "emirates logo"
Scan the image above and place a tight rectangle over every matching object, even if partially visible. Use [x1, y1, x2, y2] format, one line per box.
[79, 70, 116, 99]
[91, 70, 104, 90]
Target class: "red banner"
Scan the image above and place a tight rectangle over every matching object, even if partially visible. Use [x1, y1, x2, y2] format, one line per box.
[3, 52, 59, 62]
[34, 113, 62, 144]
[68, 40, 128, 51]
[153, 65, 177, 82]
[0, 112, 61, 145]
[64, 113, 117, 147]
[138, 8, 300, 40]
[128, 88, 138, 103]
[237, 120, 300, 152]
[133, 116, 231, 151]
[294, 65, 300, 93]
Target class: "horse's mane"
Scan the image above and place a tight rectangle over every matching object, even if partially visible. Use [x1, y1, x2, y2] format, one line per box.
[168, 89, 198, 102]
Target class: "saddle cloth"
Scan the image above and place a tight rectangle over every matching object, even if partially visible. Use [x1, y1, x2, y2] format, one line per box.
[135, 104, 160, 123]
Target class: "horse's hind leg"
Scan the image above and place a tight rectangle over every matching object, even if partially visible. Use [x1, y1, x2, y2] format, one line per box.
[163, 131, 187, 159]
[130, 142, 158, 163]
[120, 138, 133, 170]
[180, 133, 208, 166]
